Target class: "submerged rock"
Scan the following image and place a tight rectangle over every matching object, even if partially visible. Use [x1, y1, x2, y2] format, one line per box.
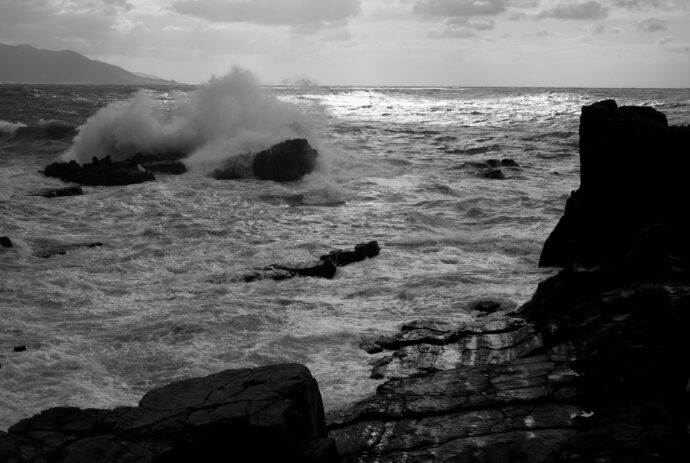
[483, 168, 505, 180]
[243, 241, 379, 282]
[0, 236, 12, 248]
[33, 186, 83, 198]
[0, 364, 337, 463]
[36, 242, 102, 258]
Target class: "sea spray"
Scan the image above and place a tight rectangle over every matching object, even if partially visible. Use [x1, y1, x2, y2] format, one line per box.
[62, 68, 318, 177]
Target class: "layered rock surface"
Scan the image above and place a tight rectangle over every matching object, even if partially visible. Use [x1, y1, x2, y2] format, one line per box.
[327, 101, 690, 462]
[0, 364, 337, 463]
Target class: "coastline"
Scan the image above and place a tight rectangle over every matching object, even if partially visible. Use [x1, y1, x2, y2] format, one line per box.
[2, 99, 689, 461]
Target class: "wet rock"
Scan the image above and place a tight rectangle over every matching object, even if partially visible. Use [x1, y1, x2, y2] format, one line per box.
[0, 236, 12, 248]
[34, 186, 83, 198]
[36, 242, 102, 259]
[243, 241, 380, 283]
[483, 168, 505, 180]
[0, 364, 337, 463]
[320, 241, 380, 266]
[143, 161, 186, 175]
[43, 156, 155, 186]
[252, 138, 318, 181]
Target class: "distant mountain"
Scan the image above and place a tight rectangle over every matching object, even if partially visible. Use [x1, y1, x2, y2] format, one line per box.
[0, 44, 177, 85]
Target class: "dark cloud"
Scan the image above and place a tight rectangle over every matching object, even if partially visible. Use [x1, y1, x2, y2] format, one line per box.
[171, 0, 361, 26]
[610, 0, 686, 9]
[538, 1, 607, 20]
[413, 0, 508, 18]
[637, 18, 668, 32]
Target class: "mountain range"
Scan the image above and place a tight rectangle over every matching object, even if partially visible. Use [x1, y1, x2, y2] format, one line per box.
[0, 44, 177, 85]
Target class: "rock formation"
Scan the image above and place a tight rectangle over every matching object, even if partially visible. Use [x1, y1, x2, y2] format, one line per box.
[43, 156, 155, 186]
[243, 241, 380, 282]
[540, 100, 690, 268]
[0, 364, 337, 463]
[43, 139, 318, 185]
[213, 138, 319, 182]
[327, 101, 690, 462]
[251, 138, 318, 182]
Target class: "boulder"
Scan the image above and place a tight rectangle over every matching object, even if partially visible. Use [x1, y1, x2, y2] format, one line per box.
[0, 364, 337, 463]
[252, 139, 318, 181]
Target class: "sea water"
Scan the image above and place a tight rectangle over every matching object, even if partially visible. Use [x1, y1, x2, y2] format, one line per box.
[1, 73, 688, 429]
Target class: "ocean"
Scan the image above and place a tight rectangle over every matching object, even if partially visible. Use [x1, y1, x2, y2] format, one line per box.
[1, 74, 689, 430]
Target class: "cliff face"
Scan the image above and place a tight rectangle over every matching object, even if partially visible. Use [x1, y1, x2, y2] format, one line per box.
[0, 44, 176, 85]
[540, 100, 690, 268]
[328, 101, 690, 462]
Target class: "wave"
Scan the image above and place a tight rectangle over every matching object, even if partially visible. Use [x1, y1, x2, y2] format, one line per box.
[62, 68, 319, 177]
[12, 119, 77, 141]
[0, 120, 27, 136]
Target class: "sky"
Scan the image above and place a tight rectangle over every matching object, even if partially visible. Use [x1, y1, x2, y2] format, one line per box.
[0, 0, 689, 87]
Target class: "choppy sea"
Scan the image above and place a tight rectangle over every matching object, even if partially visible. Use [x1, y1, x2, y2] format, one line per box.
[1, 75, 689, 430]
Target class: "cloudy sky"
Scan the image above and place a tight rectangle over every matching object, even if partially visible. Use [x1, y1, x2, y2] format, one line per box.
[1, 0, 689, 86]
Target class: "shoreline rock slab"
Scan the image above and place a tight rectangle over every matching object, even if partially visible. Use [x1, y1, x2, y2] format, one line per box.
[0, 364, 337, 463]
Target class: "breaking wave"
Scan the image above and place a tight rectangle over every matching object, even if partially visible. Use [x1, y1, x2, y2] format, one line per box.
[62, 68, 318, 176]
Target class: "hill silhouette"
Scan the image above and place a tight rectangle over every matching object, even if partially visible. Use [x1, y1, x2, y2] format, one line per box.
[0, 44, 176, 85]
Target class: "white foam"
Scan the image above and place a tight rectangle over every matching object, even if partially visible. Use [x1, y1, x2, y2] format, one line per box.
[0, 119, 26, 134]
[62, 68, 317, 177]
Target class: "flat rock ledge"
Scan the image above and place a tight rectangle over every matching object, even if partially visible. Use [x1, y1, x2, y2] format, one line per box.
[0, 364, 337, 463]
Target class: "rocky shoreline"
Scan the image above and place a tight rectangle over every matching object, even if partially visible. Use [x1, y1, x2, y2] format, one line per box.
[2, 101, 689, 462]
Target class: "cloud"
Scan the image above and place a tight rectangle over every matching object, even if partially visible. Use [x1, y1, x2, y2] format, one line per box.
[171, 0, 361, 27]
[637, 18, 668, 32]
[609, 0, 688, 9]
[585, 23, 606, 34]
[413, 0, 508, 18]
[427, 15, 496, 38]
[538, 1, 607, 20]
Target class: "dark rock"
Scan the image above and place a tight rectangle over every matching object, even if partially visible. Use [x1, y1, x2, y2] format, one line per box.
[36, 242, 102, 259]
[468, 297, 516, 314]
[1, 364, 338, 463]
[500, 158, 519, 167]
[320, 241, 380, 266]
[483, 168, 505, 180]
[243, 241, 380, 283]
[539, 100, 690, 268]
[252, 139, 318, 181]
[143, 162, 187, 175]
[34, 186, 83, 198]
[43, 156, 155, 186]
[0, 236, 12, 248]
[13, 346, 27, 352]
